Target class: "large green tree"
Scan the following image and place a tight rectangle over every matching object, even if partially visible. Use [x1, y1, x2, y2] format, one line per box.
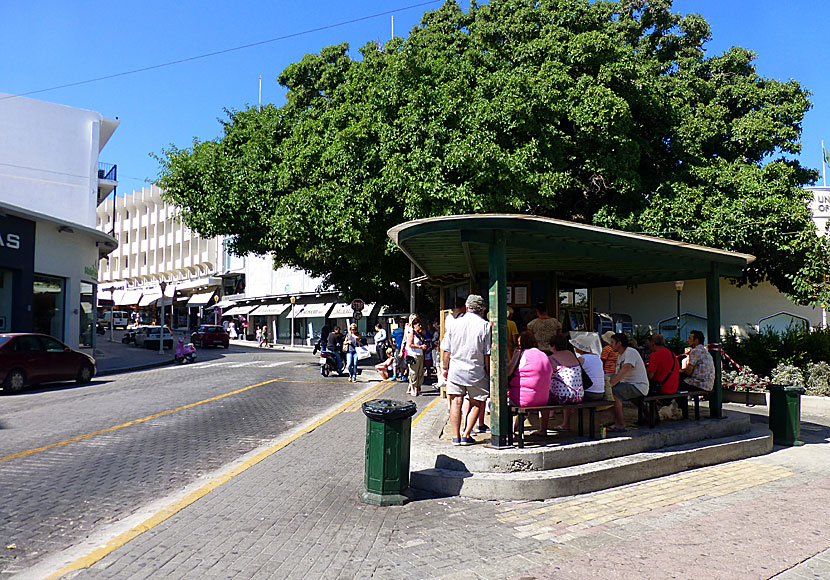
[157, 0, 826, 307]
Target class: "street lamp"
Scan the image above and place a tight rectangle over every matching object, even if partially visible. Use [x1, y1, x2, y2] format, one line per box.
[290, 296, 296, 347]
[108, 287, 115, 342]
[674, 280, 685, 340]
[159, 280, 167, 355]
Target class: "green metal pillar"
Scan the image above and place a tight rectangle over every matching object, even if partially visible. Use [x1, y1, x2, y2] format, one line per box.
[706, 263, 723, 418]
[488, 230, 510, 447]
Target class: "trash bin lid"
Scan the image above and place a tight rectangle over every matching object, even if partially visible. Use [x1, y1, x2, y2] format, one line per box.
[362, 399, 418, 422]
[767, 384, 807, 395]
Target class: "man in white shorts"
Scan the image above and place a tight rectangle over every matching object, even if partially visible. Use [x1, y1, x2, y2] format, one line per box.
[441, 294, 491, 446]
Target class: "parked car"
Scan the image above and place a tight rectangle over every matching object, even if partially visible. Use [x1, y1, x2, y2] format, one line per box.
[134, 326, 174, 350]
[191, 325, 230, 348]
[0, 333, 97, 394]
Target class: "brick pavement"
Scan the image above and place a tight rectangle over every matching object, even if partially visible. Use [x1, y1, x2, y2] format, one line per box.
[18, 389, 830, 580]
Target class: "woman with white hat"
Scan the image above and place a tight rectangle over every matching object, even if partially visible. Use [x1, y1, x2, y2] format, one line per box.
[570, 335, 606, 401]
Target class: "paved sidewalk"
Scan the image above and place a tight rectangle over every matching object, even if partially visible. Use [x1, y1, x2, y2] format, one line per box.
[23, 388, 830, 580]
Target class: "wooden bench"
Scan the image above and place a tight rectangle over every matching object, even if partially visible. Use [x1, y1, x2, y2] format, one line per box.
[508, 400, 614, 448]
[638, 389, 711, 428]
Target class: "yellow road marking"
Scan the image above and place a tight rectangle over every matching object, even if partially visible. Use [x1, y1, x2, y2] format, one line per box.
[0, 378, 284, 464]
[412, 396, 441, 426]
[44, 377, 394, 580]
[344, 380, 400, 412]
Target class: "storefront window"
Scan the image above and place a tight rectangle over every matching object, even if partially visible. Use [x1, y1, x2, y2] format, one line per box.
[33, 274, 65, 339]
[79, 282, 94, 348]
[0, 269, 12, 332]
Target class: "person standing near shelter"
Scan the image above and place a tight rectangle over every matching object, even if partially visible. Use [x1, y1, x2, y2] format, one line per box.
[441, 294, 491, 446]
[373, 323, 388, 361]
[646, 334, 679, 394]
[600, 331, 619, 392]
[506, 306, 520, 360]
[390, 317, 408, 381]
[607, 333, 649, 431]
[527, 302, 561, 354]
[680, 330, 715, 391]
[406, 319, 427, 396]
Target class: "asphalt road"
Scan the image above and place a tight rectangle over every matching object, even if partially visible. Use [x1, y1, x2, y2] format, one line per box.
[0, 347, 368, 574]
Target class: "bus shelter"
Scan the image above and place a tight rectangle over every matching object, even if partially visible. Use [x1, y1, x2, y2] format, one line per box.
[388, 214, 755, 448]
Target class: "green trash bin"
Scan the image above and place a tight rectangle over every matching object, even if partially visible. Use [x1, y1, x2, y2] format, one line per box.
[767, 384, 806, 446]
[360, 399, 418, 506]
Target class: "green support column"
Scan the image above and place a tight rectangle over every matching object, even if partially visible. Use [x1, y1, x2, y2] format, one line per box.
[488, 230, 510, 447]
[706, 264, 723, 418]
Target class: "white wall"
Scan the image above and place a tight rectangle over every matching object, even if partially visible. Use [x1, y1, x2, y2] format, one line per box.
[34, 221, 100, 348]
[0, 94, 116, 229]
[243, 255, 321, 298]
[593, 279, 821, 337]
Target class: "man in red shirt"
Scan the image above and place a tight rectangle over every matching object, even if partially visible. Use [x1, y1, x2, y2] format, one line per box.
[646, 334, 679, 394]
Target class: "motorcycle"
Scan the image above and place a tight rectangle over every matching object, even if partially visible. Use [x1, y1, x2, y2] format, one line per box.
[173, 339, 197, 364]
[319, 348, 340, 377]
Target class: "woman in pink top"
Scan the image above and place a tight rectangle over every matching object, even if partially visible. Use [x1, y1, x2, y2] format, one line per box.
[507, 332, 552, 408]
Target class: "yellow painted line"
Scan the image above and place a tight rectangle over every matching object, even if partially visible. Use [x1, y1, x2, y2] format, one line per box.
[344, 379, 399, 412]
[44, 378, 394, 580]
[412, 395, 441, 426]
[0, 378, 284, 464]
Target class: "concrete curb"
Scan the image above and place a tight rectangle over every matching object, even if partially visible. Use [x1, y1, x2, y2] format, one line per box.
[410, 395, 774, 500]
[97, 359, 173, 377]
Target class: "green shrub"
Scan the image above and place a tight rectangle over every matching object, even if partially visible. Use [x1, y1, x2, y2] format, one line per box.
[805, 362, 830, 396]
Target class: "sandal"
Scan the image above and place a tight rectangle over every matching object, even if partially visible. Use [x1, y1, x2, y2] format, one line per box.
[606, 425, 627, 433]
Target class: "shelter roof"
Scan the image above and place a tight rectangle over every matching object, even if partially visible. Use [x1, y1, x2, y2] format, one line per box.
[388, 214, 755, 287]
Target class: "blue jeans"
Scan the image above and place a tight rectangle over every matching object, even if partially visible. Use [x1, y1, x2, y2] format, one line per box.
[346, 352, 358, 380]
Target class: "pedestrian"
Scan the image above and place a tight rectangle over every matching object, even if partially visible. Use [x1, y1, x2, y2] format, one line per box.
[255, 325, 262, 345]
[260, 325, 268, 348]
[441, 294, 491, 446]
[390, 317, 408, 381]
[343, 323, 364, 382]
[373, 322, 387, 361]
[406, 319, 427, 396]
[527, 302, 562, 355]
[228, 321, 237, 339]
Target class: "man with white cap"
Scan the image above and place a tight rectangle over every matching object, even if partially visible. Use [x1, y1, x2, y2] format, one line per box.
[441, 294, 491, 446]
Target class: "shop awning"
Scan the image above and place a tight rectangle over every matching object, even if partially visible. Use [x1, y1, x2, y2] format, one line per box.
[176, 277, 221, 291]
[223, 305, 256, 317]
[293, 302, 334, 319]
[115, 289, 143, 306]
[329, 302, 378, 318]
[139, 292, 162, 307]
[214, 299, 236, 309]
[187, 291, 216, 307]
[249, 303, 290, 316]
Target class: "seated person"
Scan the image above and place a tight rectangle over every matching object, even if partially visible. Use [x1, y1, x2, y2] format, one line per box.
[680, 330, 715, 391]
[375, 348, 395, 380]
[326, 326, 345, 374]
[646, 334, 679, 394]
[506, 331, 551, 433]
[607, 333, 649, 431]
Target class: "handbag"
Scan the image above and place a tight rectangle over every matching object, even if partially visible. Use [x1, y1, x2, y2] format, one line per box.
[356, 345, 372, 360]
[341, 340, 350, 353]
[579, 360, 593, 389]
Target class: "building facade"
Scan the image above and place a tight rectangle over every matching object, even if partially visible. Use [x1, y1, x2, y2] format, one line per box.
[0, 94, 119, 349]
[96, 186, 329, 336]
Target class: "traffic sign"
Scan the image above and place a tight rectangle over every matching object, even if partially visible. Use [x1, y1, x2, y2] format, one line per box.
[353, 311, 363, 321]
[350, 298, 365, 312]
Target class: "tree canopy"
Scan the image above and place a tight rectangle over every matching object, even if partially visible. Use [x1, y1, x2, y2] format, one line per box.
[156, 0, 826, 306]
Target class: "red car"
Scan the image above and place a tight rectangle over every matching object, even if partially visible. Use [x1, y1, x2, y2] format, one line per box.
[191, 325, 230, 348]
[0, 333, 97, 394]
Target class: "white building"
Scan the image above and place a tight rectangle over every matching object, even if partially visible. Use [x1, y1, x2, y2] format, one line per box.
[0, 94, 119, 349]
[97, 186, 326, 334]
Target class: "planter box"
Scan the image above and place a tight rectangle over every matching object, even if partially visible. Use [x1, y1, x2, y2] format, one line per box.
[722, 388, 767, 406]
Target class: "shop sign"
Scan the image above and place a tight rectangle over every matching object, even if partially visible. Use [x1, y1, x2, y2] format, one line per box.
[0, 233, 20, 249]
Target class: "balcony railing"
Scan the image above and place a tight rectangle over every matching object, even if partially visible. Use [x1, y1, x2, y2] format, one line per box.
[98, 162, 117, 181]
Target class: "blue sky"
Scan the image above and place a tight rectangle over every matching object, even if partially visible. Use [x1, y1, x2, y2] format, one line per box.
[1, 0, 829, 192]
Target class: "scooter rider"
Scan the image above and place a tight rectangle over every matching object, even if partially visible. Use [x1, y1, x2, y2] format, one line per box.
[326, 327, 345, 374]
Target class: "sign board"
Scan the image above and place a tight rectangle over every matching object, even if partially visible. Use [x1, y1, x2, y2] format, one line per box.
[353, 311, 363, 321]
[350, 298, 365, 312]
